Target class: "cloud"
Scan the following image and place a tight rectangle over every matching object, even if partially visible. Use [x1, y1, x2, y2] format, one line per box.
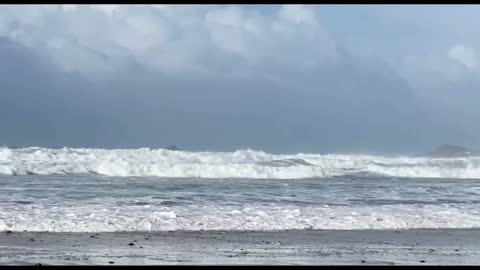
[0, 4, 338, 80]
[1, 5, 480, 153]
[448, 44, 478, 70]
[278, 4, 318, 25]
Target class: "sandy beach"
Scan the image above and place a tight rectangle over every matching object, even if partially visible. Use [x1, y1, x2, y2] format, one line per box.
[1, 229, 480, 265]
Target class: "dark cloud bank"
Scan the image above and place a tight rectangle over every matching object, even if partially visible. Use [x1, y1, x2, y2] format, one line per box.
[0, 36, 478, 155]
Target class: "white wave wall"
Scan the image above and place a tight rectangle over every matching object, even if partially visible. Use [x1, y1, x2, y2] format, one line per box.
[1, 147, 480, 179]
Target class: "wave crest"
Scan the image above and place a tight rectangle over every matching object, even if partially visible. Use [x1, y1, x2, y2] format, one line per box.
[1, 147, 480, 179]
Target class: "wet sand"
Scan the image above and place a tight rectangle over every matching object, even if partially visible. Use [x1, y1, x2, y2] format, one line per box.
[1, 229, 480, 265]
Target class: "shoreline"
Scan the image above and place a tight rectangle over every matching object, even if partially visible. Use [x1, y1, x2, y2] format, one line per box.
[1, 229, 480, 265]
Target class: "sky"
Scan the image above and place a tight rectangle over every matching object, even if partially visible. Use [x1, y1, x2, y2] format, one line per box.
[1, 4, 479, 154]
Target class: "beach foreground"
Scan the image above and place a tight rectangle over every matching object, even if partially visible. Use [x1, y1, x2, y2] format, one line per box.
[1, 229, 480, 265]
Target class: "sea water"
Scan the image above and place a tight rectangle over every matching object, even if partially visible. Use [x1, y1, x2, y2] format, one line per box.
[1, 147, 480, 232]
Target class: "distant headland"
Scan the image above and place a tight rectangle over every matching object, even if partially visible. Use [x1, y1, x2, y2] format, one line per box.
[429, 144, 475, 158]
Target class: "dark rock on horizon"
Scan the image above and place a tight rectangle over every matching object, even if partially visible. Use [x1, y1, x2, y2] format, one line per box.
[430, 144, 473, 158]
[165, 145, 180, 151]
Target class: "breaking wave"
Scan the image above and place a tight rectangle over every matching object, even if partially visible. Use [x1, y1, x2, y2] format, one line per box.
[1, 147, 480, 179]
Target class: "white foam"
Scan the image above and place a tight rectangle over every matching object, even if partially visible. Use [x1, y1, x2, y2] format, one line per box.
[1, 204, 479, 232]
[1, 147, 480, 179]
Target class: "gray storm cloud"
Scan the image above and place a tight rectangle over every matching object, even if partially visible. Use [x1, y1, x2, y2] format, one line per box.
[0, 5, 479, 154]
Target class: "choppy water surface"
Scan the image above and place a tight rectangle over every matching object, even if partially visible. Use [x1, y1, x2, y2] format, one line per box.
[1, 174, 480, 232]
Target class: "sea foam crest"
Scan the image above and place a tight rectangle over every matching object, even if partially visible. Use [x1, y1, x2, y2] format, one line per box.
[1, 147, 480, 179]
[1, 204, 480, 232]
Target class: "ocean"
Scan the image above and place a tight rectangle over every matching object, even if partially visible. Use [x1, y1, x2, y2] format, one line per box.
[1, 147, 480, 232]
